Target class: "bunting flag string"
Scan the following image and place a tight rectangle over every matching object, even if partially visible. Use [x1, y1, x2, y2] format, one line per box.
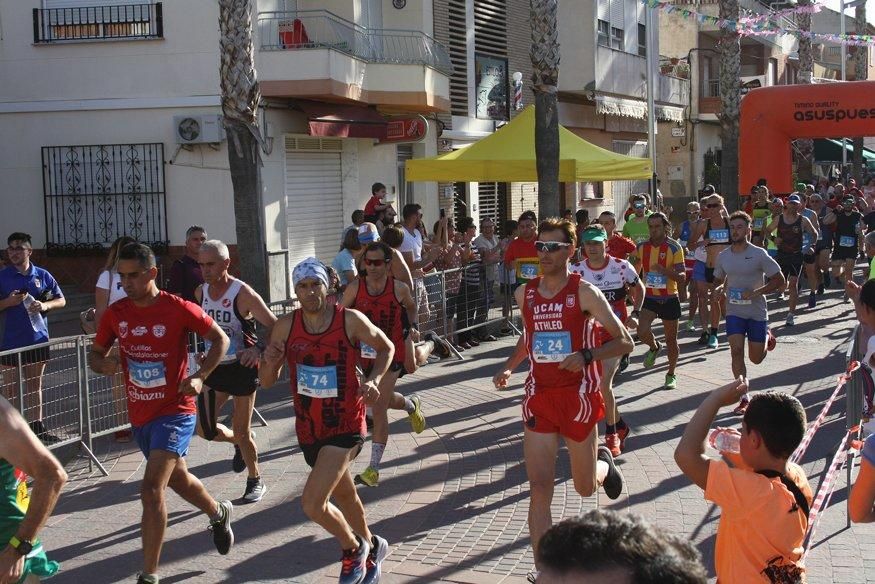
[643, 0, 875, 46]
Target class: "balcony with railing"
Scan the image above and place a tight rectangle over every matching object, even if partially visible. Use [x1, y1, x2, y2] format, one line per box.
[256, 10, 452, 113]
[32, 3, 163, 44]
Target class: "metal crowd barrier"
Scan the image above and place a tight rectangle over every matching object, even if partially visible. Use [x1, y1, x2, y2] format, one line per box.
[845, 323, 868, 527]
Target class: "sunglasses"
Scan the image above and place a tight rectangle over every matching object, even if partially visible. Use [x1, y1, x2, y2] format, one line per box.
[535, 241, 572, 253]
[633, 204, 645, 209]
[706, 203, 721, 208]
[363, 258, 388, 267]
[6, 246, 29, 252]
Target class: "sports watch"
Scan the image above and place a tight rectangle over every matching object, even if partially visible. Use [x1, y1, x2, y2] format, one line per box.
[579, 348, 594, 366]
[9, 535, 33, 556]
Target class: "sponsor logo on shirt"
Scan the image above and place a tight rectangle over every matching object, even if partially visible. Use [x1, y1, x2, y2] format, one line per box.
[132, 326, 148, 337]
[119, 321, 129, 338]
[222, 298, 232, 308]
[152, 325, 166, 338]
[127, 385, 165, 401]
[33, 278, 41, 289]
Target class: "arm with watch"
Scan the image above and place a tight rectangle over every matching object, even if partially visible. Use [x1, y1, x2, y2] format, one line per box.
[625, 276, 646, 330]
[0, 396, 66, 584]
[558, 281, 634, 372]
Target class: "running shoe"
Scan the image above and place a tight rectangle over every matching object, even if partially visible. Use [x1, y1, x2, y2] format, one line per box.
[697, 332, 709, 345]
[355, 466, 380, 488]
[208, 500, 234, 555]
[339, 535, 370, 584]
[136, 574, 159, 584]
[731, 398, 749, 416]
[707, 333, 718, 349]
[242, 476, 267, 503]
[664, 373, 678, 390]
[361, 534, 389, 584]
[605, 433, 621, 457]
[785, 313, 795, 327]
[618, 353, 630, 373]
[424, 331, 451, 359]
[617, 424, 631, 451]
[808, 293, 816, 309]
[526, 571, 539, 584]
[685, 319, 696, 332]
[467, 338, 480, 347]
[232, 430, 255, 473]
[407, 395, 426, 434]
[766, 328, 777, 351]
[643, 342, 662, 369]
[597, 446, 624, 500]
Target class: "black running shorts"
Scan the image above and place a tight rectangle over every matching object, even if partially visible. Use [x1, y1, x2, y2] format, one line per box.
[204, 361, 259, 396]
[300, 433, 364, 468]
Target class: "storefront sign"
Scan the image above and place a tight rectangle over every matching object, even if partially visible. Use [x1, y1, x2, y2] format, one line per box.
[475, 53, 509, 121]
[381, 116, 428, 143]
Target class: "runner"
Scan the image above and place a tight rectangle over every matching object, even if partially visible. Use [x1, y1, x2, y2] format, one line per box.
[678, 201, 702, 333]
[763, 194, 819, 326]
[800, 193, 822, 309]
[636, 213, 686, 389]
[492, 218, 632, 569]
[688, 200, 712, 342]
[597, 211, 636, 261]
[570, 225, 644, 456]
[810, 194, 833, 293]
[504, 211, 540, 286]
[621, 194, 651, 262]
[89, 243, 234, 584]
[691, 194, 731, 349]
[823, 195, 864, 294]
[340, 241, 427, 488]
[193, 240, 277, 503]
[750, 186, 771, 248]
[259, 258, 393, 584]
[712, 212, 785, 414]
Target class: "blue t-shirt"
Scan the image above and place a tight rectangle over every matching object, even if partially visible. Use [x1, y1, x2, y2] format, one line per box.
[864, 434, 875, 467]
[331, 249, 357, 287]
[679, 220, 692, 244]
[0, 264, 63, 350]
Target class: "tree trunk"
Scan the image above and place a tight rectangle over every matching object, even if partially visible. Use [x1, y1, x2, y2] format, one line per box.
[718, 0, 741, 209]
[530, 0, 560, 220]
[852, 4, 867, 183]
[219, 0, 269, 300]
[795, 0, 814, 183]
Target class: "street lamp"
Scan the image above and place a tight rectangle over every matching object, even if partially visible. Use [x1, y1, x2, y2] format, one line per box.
[840, 0, 866, 172]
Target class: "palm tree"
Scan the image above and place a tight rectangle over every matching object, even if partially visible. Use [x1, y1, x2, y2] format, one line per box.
[530, 0, 560, 220]
[795, 0, 814, 183]
[718, 0, 741, 209]
[852, 3, 867, 182]
[219, 0, 269, 298]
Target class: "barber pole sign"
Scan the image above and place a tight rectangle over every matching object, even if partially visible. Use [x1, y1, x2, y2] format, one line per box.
[381, 116, 428, 144]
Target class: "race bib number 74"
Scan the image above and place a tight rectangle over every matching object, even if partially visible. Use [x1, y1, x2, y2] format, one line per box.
[297, 364, 339, 398]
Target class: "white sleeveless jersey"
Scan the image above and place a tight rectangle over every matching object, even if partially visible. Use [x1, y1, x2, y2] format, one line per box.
[569, 257, 638, 306]
[200, 279, 256, 363]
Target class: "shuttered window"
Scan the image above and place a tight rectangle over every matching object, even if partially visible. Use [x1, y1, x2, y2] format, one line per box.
[44, 0, 151, 7]
[448, 0, 469, 117]
[609, 0, 624, 50]
[611, 141, 648, 223]
[474, 0, 507, 58]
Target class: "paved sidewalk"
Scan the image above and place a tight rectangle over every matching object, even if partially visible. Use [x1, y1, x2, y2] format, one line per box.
[41, 282, 875, 583]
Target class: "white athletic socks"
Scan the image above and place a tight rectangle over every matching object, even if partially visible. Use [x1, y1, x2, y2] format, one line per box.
[404, 398, 415, 414]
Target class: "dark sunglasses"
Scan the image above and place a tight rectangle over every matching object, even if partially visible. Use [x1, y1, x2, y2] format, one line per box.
[706, 203, 721, 208]
[633, 203, 646, 209]
[535, 241, 572, 253]
[363, 258, 388, 267]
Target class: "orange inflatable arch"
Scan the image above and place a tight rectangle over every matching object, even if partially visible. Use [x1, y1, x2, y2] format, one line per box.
[739, 80, 875, 194]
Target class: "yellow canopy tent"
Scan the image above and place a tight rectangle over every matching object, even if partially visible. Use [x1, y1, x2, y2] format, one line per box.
[406, 105, 652, 182]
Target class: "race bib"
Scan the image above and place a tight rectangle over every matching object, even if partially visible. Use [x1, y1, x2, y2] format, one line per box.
[360, 342, 377, 359]
[297, 364, 339, 398]
[752, 217, 765, 230]
[709, 229, 729, 244]
[206, 334, 237, 364]
[728, 287, 751, 305]
[531, 331, 572, 363]
[840, 235, 856, 247]
[519, 263, 538, 280]
[128, 359, 167, 389]
[645, 271, 668, 289]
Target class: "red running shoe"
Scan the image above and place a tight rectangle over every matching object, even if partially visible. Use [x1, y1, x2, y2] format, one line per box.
[766, 328, 776, 352]
[617, 424, 631, 451]
[605, 433, 621, 457]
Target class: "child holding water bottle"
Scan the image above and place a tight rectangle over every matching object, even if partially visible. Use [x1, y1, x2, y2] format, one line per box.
[674, 377, 812, 583]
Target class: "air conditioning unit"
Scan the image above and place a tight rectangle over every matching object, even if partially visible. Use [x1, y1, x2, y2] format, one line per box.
[173, 115, 226, 145]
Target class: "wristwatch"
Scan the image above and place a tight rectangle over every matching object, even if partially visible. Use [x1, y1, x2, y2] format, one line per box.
[579, 348, 594, 366]
[9, 536, 33, 556]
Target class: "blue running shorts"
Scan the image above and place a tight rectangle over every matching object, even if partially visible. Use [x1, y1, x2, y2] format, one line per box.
[725, 315, 768, 344]
[133, 413, 196, 459]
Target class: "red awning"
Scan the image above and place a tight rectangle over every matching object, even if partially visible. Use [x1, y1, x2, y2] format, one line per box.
[296, 101, 387, 139]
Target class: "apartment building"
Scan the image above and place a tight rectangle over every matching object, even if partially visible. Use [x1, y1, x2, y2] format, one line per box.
[0, 0, 450, 298]
[810, 6, 875, 83]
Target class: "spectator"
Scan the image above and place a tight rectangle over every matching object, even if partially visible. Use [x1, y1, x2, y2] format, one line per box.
[561, 209, 573, 221]
[675, 379, 811, 583]
[363, 182, 389, 223]
[535, 510, 707, 584]
[0, 395, 67, 583]
[504, 211, 539, 286]
[167, 225, 207, 302]
[455, 217, 482, 348]
[473, 217, 501, 342]
[574, 209, 590, 244]
[498, 219, 518, 333]
[399, 203, 438, 322]
[0, 232, 66, 444]
[332, 228, 362, 289]
[95, 235, 136, 443]
[846, 278, 875, 417]
[376, 204, 397, 235]
[377, 224, 415, 292]
[432, 217, 464, 350]
[850, 432, 875, 523]
[340, 210, 365, 248]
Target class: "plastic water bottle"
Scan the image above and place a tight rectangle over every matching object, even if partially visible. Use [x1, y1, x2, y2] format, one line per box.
[708, 428, 741, 454]
[21, 294, 43, 331]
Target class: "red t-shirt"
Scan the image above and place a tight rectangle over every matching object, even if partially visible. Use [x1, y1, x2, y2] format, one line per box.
[605, 233, 637, 260]
[364, 194, 383, 216]
[95, 292, 214, 426]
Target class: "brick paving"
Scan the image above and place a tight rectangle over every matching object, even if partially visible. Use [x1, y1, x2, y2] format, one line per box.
[39, 281, 875, 583]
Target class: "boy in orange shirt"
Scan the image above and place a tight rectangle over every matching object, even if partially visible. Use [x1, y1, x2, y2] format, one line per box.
[675, 378, 811, 583]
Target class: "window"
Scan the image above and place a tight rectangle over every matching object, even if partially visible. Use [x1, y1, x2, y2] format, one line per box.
[598, 20, 610, 48]
[33, 2, 163, 43]
[638, 23, 646, 57]
[611, 27, 624, 51]
[579, 182, 604, 200]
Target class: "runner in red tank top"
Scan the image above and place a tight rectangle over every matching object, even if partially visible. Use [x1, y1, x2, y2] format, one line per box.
[340, 242, 427, 488]
[492, 219, 634, 571]
[260, 257, 394, 584]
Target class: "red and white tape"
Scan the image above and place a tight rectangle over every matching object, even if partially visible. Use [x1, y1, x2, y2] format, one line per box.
[802, 430, 858, 560]
[791, 361, 860, 465]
